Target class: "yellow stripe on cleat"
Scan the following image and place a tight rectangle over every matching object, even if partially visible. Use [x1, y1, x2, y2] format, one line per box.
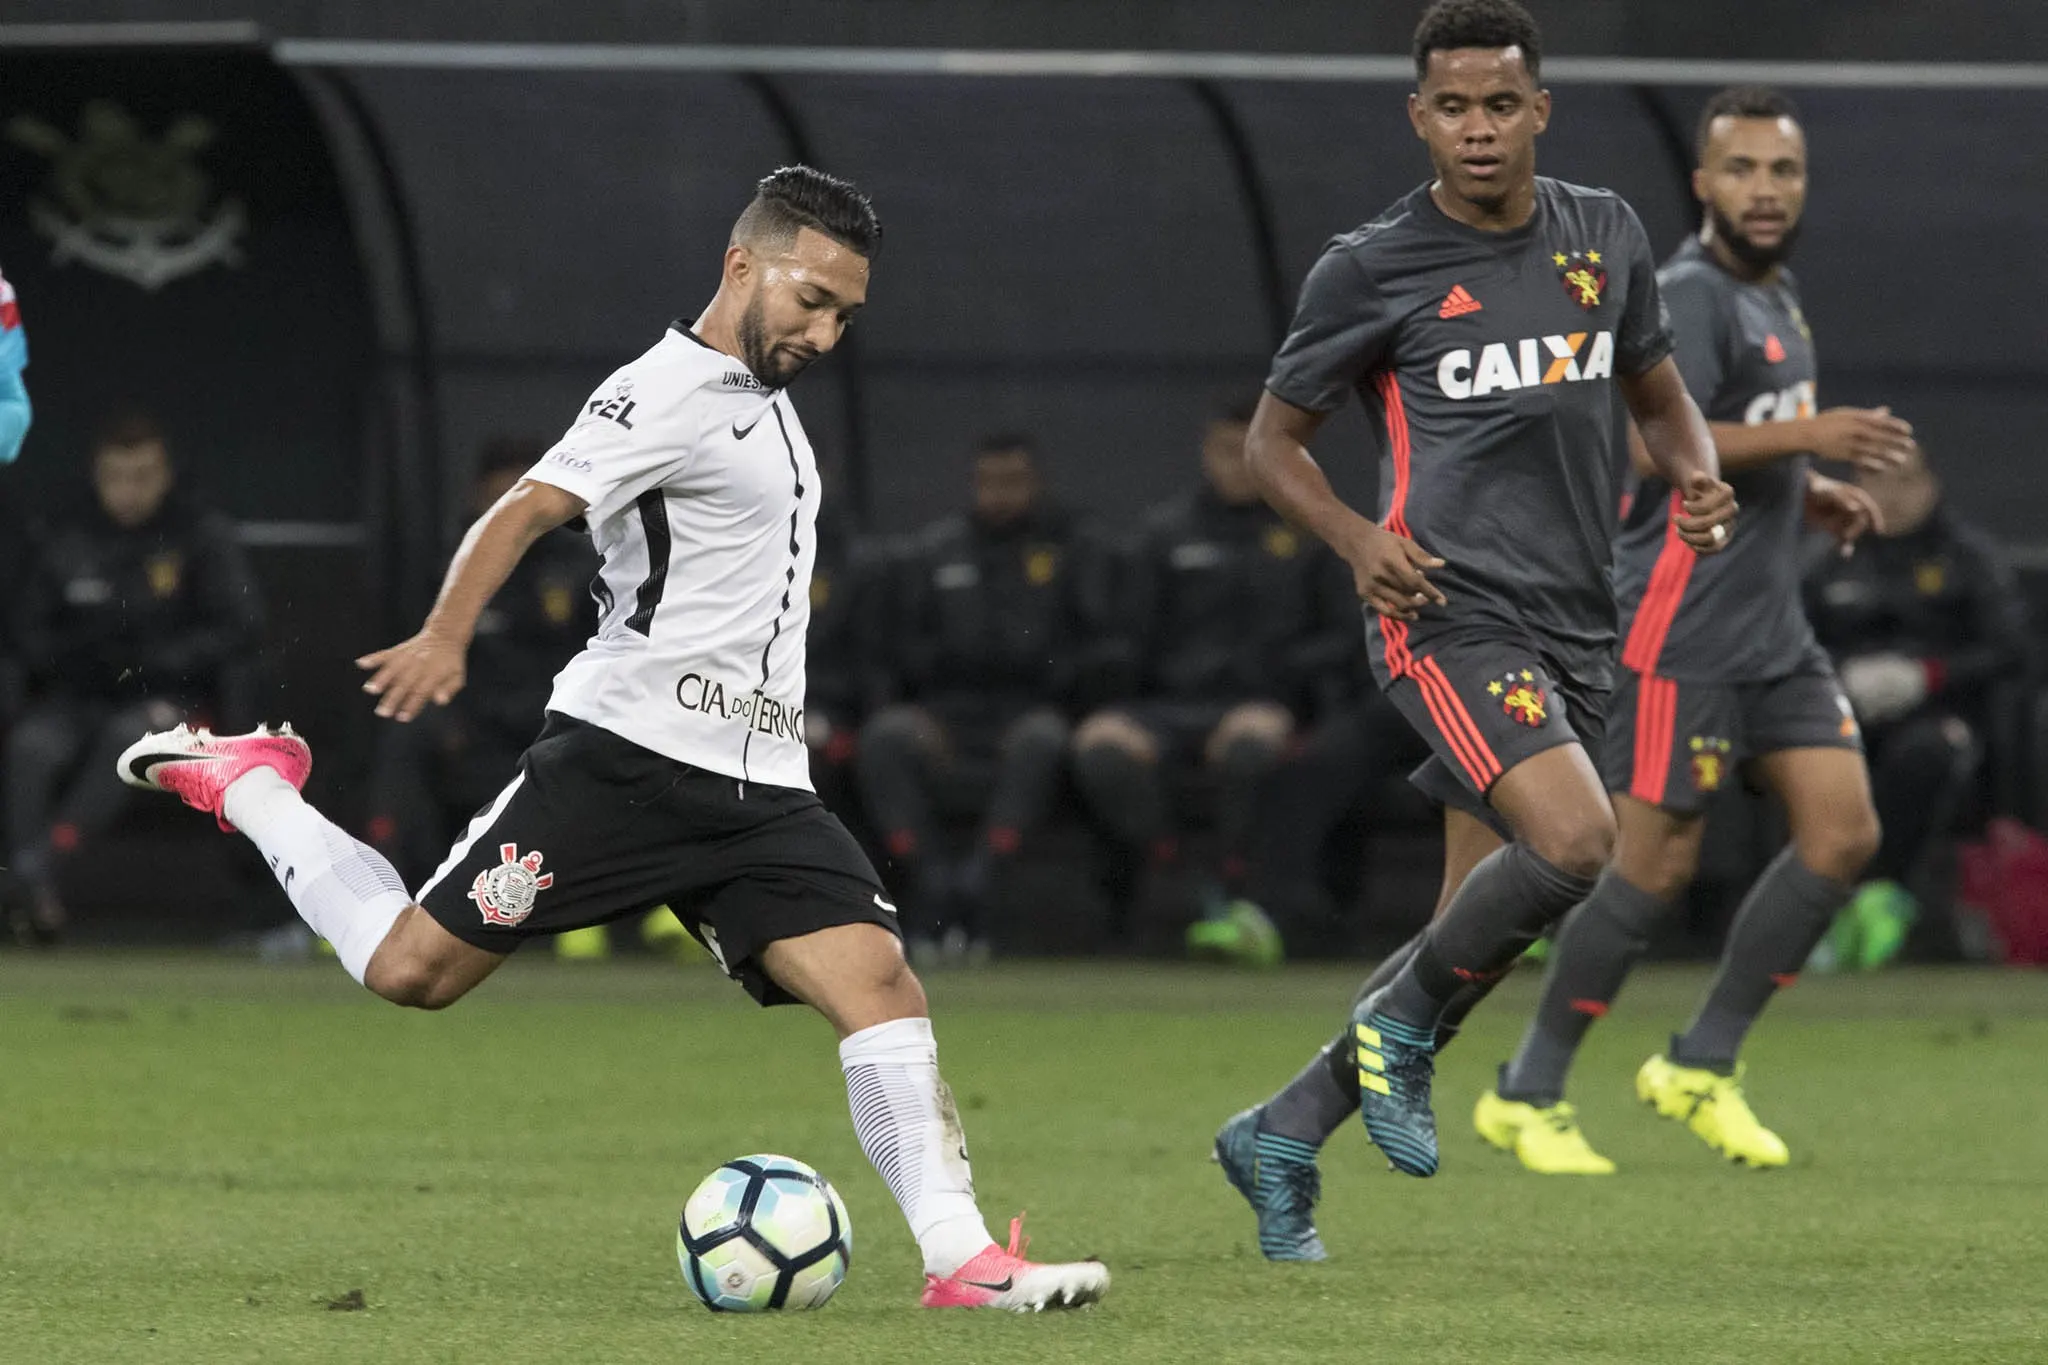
[1359, 1071, 1391, 1096]
[1358, 1045, 1386, 1074]
[1355, 1023, 1382, 1048]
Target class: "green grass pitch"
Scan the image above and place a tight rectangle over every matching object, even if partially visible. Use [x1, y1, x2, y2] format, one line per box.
[3, 953, 2045, 1364]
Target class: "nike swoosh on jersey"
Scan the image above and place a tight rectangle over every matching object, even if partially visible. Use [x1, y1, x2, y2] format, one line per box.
[732, 418, 761, 440]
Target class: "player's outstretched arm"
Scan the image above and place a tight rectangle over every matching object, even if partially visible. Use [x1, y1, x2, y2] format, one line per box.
[0, 367, 29, 466]
[1708, 406, 1918, 473]
[1620, 357, 1737, 556]
[357, 477, 588, 721]
[1245, 390, 1446, 621]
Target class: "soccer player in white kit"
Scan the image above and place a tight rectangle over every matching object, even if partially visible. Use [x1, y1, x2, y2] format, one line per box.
[119, 167, 1109, 1312]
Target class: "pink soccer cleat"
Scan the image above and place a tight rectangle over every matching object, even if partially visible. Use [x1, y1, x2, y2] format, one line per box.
[919, 1216, 1110, 1312]
[117, 723, 312, 832]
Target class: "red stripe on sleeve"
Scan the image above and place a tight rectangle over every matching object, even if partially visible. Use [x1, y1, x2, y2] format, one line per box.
[1372, 369, 1419, 678]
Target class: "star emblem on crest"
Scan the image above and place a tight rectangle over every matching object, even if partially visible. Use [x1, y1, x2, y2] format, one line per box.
[1556, 249, 1608, 311]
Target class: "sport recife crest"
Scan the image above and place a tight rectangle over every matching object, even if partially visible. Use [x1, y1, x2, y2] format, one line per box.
[1555, 249, 1605, 311]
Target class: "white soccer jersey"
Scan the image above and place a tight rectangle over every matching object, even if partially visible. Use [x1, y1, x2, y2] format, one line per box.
[525, 324, 819, 791]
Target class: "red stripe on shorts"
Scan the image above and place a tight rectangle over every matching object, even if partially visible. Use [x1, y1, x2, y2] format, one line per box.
[1628, 673, 1680, 806]
[1414, 656, 1503, 789]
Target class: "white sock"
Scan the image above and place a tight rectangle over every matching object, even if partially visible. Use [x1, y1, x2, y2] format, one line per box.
[223, 769, 410, 985]
[839, 1016, 997, 1276]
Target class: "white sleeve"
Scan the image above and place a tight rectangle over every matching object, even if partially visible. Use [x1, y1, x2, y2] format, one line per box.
[526, 367, 703, 522]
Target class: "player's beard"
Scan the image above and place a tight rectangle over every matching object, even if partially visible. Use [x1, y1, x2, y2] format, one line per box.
[736, 293, 814, 389]
[1709, 202, 1802, 270]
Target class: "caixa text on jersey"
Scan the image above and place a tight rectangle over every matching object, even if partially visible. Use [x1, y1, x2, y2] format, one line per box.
[674, 673, 805, 743]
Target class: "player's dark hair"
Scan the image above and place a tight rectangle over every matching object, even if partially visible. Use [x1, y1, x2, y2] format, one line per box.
[476, 434, 548, 482]
[1413, 0, 1543, 82]
[976, 432, 1038, 460]
[734, 165, 883, 259]
[92, 407, 169, 457]
[1693, 85, 1803, 163]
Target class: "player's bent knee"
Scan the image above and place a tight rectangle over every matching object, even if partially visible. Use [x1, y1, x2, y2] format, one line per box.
[1635, 849, 1696, 902]
[1073, 711, 1156, 764]
[1005, 708, 1070, 758]
[1213, 701, 1293, 751]
[1614, 828, 1701, 901]
[363, 947, 473, 1011]
[1802, 811, 1882, 885]
[1531, 815, 1616, 881]
[860, 705, 938, 757]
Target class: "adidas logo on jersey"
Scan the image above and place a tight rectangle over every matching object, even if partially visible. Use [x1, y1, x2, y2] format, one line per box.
[1438, 284, 1483, 318]
[1435, 330, 1615, 400]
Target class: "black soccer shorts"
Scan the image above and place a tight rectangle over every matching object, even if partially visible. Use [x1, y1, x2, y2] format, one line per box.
[1602, 655, 1863, 816]
[1373, 625, 1610, 840]
[416, 713, 900, 1005]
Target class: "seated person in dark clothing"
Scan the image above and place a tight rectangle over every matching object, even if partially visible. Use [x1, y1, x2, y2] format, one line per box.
[804, 505, 887, 819]
[1072, 401, 1357, 956]
[363, 439, 598, 886]
[4, 410, 263, 938]
[1243, 667, 1434, 958]
[1806, 446, 2032, 947]
[856, 435, 1102, 961]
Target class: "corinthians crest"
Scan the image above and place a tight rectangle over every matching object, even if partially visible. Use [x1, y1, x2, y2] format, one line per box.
[470, 843, 556, 927]
[7, 100, 246, 291]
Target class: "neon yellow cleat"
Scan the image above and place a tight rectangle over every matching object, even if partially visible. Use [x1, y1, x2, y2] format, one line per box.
[1636, 1054, 1790, 1168]
[1474, 1090, 1615, 1174]
[554, 924, 611, 961]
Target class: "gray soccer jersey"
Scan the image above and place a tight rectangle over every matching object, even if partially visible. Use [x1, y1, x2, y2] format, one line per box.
[1267, 178, 1674, 687]
[1615, 237, 1821, 682]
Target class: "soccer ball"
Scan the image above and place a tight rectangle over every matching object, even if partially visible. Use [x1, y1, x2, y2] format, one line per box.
[677, 1154, 853, 1312]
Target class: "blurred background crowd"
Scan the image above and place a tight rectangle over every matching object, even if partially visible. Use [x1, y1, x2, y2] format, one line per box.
[1, 398, 2037, 971]
[2, 1, 2046, 969]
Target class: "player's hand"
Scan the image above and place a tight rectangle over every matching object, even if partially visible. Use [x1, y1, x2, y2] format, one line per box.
[1341, 520, 1447, 621]
[356, 627, 468, 721]
[1675, 471, 1738, 555]
[1804, 472, 1884, 557]
[1808, 406, 1917, 472]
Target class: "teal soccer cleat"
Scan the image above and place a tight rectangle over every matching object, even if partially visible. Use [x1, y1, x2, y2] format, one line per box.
[1213, 1107, 1327, 1262]
[1353, 1003, 1440, 1177]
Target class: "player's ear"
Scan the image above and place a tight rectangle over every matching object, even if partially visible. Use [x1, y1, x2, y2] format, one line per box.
[722, 242, 753, 291]
[1531, 88, 1551, 136]
[1691, 165, 1711, 205]
[1406, 91, 1427, 141]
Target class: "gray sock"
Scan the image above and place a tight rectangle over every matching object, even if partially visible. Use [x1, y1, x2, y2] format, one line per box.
[1673, 848, 1851, 1070]
[1257, 937, 1425, 1146]
[1499, 871, 1671, 1104]
[1258, 1038, 1358, 1147]
[1380, 844, 1596, 1030]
